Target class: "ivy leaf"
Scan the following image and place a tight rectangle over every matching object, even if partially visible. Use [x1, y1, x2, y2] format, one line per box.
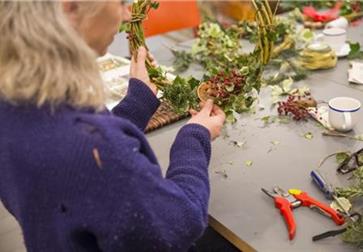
[148, 67, 163, 79]
[304, 132, 314, 140]
[268, 140, 280, 153]
[336, 152, 350, 164]
[348, 42, 363, 60]
[150, 1, 160, 9]
[281, 77, 293, 93]
[230, 140, 245, 148]
[300, 28, 314, 42]
[225, 84, 235, 92]
[162, 76, 199, 114]
[353, 134, 363, 141]
[270, 78, 294, 104]
[271, 140, 280, 145]
[188, 77, 200, 89]
[245, 160, 253, 167]
[225, 113, 236, 124]
[270, 85, 284, 104]
[335, 165, 363, 247]
[119, 22, 130, 33]
[341, 220, 363, 246]
[261, 116, 271, 125]
[261, 115, 280, 126]
[330, 197, 352, 213]
[278, 116, 290, 124]
[240, 66, 249, 75]
[336, 167, 363, 199]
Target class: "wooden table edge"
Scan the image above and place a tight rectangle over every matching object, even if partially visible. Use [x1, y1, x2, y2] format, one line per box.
[208, 215, 257, 252]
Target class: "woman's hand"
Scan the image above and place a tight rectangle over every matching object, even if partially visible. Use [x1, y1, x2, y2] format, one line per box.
[187, 100, 226, 140]
[147, 52, 158, 68]
[130, 47, 157, 95]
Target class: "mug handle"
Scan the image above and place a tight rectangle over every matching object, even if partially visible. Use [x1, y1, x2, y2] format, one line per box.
[342, 112, 352, 130]
[315, 34, 324, 42]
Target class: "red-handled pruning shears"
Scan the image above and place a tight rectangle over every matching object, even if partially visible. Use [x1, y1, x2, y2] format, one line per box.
[262, 187, 345, 240]
[289, 189, 345, 226]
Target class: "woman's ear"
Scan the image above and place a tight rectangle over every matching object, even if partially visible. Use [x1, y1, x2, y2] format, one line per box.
[122, 5, 131, 22]
[62, 1, 80, 26]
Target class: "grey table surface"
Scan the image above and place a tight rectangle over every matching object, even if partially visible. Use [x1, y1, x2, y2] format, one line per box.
[109, 27, 363, 252]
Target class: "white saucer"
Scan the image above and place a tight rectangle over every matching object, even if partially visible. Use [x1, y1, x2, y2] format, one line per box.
[336, 43, 350, 58]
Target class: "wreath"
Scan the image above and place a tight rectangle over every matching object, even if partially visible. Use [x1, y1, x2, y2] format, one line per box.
[127, 0, 277, 121]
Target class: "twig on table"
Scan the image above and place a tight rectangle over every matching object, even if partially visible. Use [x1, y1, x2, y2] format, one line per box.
[322, 131, 358, 140]
[215, 170, 228, 178]
[318, 151, 350, 168]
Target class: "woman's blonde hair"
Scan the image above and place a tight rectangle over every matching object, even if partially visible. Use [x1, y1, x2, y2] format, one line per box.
[0, 1, 106, 110]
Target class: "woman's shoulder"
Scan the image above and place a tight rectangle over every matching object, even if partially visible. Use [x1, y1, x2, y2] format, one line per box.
[71, 107, 144, 144]
[0, 102, 144, 151]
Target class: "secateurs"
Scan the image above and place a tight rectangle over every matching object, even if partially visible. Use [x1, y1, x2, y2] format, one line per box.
[261, 187, 345, 240]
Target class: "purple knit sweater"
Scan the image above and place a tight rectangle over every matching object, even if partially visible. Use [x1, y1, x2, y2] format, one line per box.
[0, 78, 211, 252]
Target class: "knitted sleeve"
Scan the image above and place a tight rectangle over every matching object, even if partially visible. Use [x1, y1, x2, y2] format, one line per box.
[112, 78, 160, 131]
[72, 118, 211, 252]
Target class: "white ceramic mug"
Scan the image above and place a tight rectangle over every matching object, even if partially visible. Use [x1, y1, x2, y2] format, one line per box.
[328, 97, 361, 132]
[325, 17, 349, 30]
[317, 27, 347, 52]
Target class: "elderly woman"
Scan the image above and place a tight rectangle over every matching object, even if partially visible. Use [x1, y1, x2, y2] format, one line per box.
[0, 1, 225, 251]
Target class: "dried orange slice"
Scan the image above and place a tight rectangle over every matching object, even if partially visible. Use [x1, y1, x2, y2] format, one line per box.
[197, 82, 215, 102]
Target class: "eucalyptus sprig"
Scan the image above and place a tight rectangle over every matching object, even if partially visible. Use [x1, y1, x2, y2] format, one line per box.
[191, 22, 243, 74]
[335, 167, 363, 248]
[336, 167, 363, 200]
[341, 219, 363, 249]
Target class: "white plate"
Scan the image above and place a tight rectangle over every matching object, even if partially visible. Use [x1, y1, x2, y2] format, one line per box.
[99, 53, 175, 110]
[336, 43, 350, 58]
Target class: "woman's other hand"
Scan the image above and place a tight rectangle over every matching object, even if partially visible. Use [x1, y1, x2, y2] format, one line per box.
[187, 99, 226, 140]
[147, 52, 158, 68]
[130, 47, 157, 95]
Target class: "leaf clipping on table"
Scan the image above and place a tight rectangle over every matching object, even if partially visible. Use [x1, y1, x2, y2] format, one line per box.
[330, 197, 352, 213]
[267, 140, 280, 153]
[260, 115, 290, 126]
[335, 152, 350, 164]
[245, 160, 253, 167]
[304, 132, 313, 140]
[348, 41, 363, 60]
[261, 115, 271, 125]
[336, 166, 363, 248]
[271, 140, 280, 145]
[353, 134, 363, 141]
[230, 140, 246, 148]
[336, 167, 363, 200]
[215, 170, 228, 179]
[341, 220, 363, 248]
